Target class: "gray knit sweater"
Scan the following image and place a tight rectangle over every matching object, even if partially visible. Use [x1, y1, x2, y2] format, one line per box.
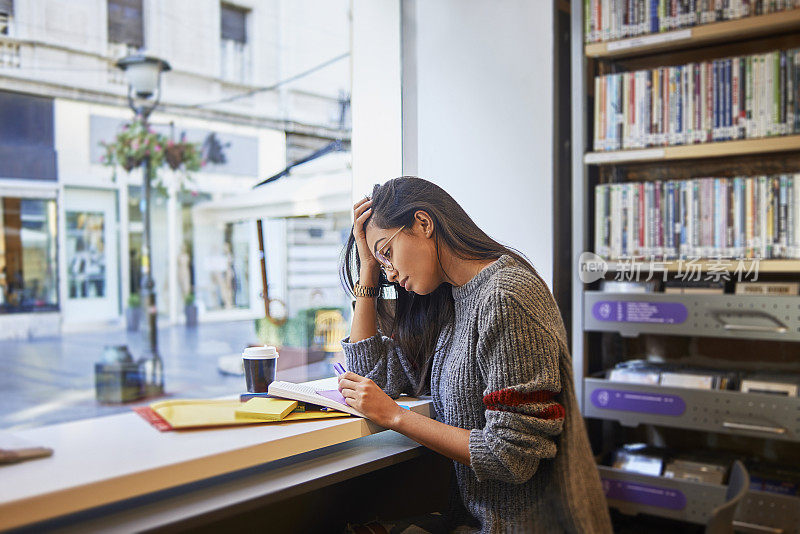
[341, 255, 613, 533]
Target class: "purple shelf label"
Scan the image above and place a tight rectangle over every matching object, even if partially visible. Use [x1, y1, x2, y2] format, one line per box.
[602, 478, 687, 510]
[590, 388, 686, 416]
[592, 300, 688, 324]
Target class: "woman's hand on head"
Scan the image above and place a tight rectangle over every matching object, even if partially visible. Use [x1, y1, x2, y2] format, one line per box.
[338, 371, 404, 429]
[353, 198, 381, 285]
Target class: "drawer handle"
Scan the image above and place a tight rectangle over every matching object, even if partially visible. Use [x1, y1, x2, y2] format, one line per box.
[732, 521, 784, 534]
[722, 421, 787, 435]
[722, 323, 787, 334]
[714, 312, 787, 334]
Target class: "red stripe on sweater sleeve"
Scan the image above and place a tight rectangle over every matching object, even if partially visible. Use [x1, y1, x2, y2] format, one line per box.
[482, 388, 559, 407]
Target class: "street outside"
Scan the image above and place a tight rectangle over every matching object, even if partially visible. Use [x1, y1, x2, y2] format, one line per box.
[0, 320, 339, 431]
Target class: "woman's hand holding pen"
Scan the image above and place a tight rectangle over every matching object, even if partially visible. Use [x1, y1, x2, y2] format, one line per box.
[353, 198, 380, 286]
[338, 371, 403, 429]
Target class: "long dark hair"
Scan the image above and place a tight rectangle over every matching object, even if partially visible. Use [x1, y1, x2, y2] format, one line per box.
[340, 176, 539, 396]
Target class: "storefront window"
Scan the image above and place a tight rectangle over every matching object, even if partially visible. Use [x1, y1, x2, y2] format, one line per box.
[0, 197, 58, 313]
[66, 211, 106, 298]
[195, 220, 251, 312]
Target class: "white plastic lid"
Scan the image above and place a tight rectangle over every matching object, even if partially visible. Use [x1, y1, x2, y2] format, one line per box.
[242, 345, 279, 359]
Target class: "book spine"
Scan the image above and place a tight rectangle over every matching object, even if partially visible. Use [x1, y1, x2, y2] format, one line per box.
[733, 177, 742, 257]
[746, 55, 753, 138]
[780, 174, 788, 257]
[693, 179, 701, 257]
[595, 76, 601, 151]
[728, 178, 735, 257]
[724, 58, 731, 140]
[622, 184, 629, 257]
[677, 65, 684, 144]
[773, 51, 780, 136]
[639, 181, 646, 256]
[788, 49, 795, 134]
[789, 175, 796, 258]
[772, 176, 779, 257]
[617, 74, 624, 150]
[732, 57, 741, 139]
[651, 0, 658, 33]
[585, 0, 592, 42]
[739, 56, 747, 138]
[781, 50, 787, 135]
[714, 178, 722, 255]
[794, 173, 800, 257]
[713, 60, 720, 141]
[757, 175, 764, 258]
[795, 50, 800, 133]
[623, 73, 630, 149]
[745, 177, 754, 257]
[596, 185, 604, 256]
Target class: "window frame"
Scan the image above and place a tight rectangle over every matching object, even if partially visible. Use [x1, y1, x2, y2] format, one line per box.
[220, 3, 248, 45]
[107, 0, 144, 49]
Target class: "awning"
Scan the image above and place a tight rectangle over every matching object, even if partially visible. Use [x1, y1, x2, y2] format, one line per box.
[193, 152, 352, 222]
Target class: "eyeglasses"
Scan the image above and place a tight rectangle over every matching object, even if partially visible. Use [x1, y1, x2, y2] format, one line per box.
[374, 225, 405, 274]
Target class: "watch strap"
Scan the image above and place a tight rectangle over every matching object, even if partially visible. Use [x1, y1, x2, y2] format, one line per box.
[354, 282, 380, 298]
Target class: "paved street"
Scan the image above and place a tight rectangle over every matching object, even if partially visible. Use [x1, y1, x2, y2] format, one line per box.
[0, 320, 338, 431]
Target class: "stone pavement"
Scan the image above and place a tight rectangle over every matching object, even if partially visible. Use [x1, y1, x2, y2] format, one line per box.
[0, 320, 339, 431]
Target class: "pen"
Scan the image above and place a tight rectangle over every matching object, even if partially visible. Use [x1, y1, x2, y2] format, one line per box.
[333, 362, 346, 376]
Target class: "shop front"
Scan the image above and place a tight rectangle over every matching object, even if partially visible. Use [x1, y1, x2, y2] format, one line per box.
[0, 90, 60, 339]
[55, 98, 285, 328]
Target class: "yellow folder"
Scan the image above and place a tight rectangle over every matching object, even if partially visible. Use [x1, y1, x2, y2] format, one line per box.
[149, 399, 351, 429]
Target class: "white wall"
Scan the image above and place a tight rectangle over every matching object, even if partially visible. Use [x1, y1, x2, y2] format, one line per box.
[403, 0, 555, 287]
[350, 0, 403, 199]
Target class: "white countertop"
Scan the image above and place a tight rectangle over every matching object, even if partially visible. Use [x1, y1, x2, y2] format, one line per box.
[0, 377, 433, 531]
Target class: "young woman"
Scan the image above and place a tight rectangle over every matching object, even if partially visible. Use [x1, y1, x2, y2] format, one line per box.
[338, 177, 612, 533]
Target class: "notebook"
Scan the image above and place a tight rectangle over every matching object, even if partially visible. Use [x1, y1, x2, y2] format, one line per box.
[268, 380, 365, 417]
[235, 398, 298, 421]
[135, 399, 351, 431]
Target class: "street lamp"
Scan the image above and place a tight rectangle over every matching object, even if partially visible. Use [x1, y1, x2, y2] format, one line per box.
[117, 54, 171, 396]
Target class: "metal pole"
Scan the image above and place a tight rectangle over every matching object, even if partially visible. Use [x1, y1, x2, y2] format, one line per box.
[139, 109, 163, 395]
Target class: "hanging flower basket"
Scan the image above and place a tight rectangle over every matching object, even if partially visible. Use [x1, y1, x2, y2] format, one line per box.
[99, 119, 206, 190]
[164, 139, 203, 172]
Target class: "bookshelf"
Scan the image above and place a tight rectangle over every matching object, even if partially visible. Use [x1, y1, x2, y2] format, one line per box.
[585, 133, 800, 164]
[604, 258, 800, 273]
[586, 8, 800, 58]
[571, 2, 800, 531]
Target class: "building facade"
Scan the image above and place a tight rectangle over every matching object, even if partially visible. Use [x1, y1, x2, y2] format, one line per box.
[0, 0, 351, 339]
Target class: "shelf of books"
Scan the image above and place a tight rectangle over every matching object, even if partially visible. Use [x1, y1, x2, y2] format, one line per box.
[598, 464, 800, 527]
[574, 2, 800, 530]
[603, 259, 800, 273]
[585, 136, 800, 165]
[585, 2, 800, 59]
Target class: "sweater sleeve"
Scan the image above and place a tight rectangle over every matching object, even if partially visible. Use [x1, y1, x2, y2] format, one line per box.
[468, 293, 565, 485]
[340, 331, 422, 398]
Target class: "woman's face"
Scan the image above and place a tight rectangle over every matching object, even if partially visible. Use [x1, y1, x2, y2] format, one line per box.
[365, 212, 442, 295]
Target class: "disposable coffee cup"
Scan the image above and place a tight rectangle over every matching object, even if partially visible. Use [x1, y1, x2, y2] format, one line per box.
[242, 346, 279, 393]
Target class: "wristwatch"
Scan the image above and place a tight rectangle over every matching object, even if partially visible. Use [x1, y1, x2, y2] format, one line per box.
[353, 282, 380, 298]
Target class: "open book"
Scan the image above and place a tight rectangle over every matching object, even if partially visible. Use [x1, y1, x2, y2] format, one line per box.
[268, 380, 365, 418]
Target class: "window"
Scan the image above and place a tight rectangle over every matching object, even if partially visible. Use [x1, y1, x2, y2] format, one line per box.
[221, 3, 247, 44]
[0, 91, 57, 181]
[107, 0, 143, 49]
[0, 197, 59, 313]
[66, 211, 106, 299]
[196, 220, 251, 312]
[220, 3, 250, 83]
[0, 0, 11, 36]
